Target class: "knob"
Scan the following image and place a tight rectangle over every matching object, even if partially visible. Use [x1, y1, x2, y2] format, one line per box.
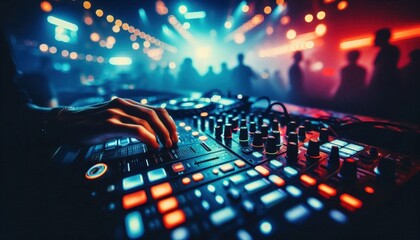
[224, 124, 232, 138]
[261, 125, 269, 139]
[221, 113, 227, 123]
[240, 119, 247, 128]
[369, 147, 379, 158]
[319, 128, 329, 142]
[217, 119, 224, 127]
[215, 125, 222, 139]
[339, 158, 357, 181]
[200, 112, 208, 130]
[252, 131, 263, 148]
[208, 116, 215, 132]
[288, 131, 298, 144]
[306, 139, 321, 163]
[232, 117, 239, 130]
[328, 146, 340, 167]
[227, 115, 233, 125]
[269, 112, 275, 123]
[286, 121, 297, 134]
[248, 113, 255, 123]
[192, 115, 199, 128]
[249, 122, 256, 134]
[298, 126, 306, 140]
[257, 114, 264, 126]
[286, 142, 298, 162]
[264, 136, 278, 155]
[375, 157, 396, 179]
[272, 130, 282, 147]
[239, 126, 249, 142]
[271, 119, 279, 131]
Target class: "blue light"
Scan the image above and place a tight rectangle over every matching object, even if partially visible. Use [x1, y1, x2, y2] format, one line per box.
[109, 57, 133, 66]
[138, 8, 149, 25]
[329, 209, 348, 224]
[184, 11, 206, 19]
[259, 221, 272, 235]
[47, 16, 78, 31]
[125, 211, 144, 239]
[307, 197, 324, 211]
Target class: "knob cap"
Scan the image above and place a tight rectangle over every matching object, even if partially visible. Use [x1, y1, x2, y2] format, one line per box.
[224, 124, 232, 138]
[272, 130, 282, 147]
[265, 136, 278, 155]
[249, 121, 256, 134]
[328, 146, 340, 167]
[271, 119, 279, 131]
[200, 112, 208, 130]
[288, 131, 298, 144]
[339, 158, 357, 181]
[319, 128, 329, 142]
[232, 117, 239, 130]
[215, 125, 222, 139]
[248, 113, 255, 123]
[257, 114, 264, 126]
[192, 115, 199, 128]
[261, 124, 269, 139]
[208, 116, 215, 132]
[217, 119, 224, 127]
[252, 131, 264, 148]
[306, 139, 320, 157]
[286, 142, 298, 162]
[240, 119, 247, 128]
[298, 126, 306, 140]
[239, 126, 249, 142]
[375, 157, 396, 179]
[287, 121, 297, 134]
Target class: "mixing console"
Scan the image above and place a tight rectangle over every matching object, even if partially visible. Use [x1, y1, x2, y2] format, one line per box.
[54, 95, 420, 239]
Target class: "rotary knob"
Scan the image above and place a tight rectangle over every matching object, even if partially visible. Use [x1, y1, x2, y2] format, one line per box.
[286, 142, 298, 162]
[288, 131, 298, 144]
[339, 158, 357, 182]
[319, 128, 329, 142]
[215, 125, 223, 139]
[271, 119, 279, 131]
[272, 130, 282, 147]
[208, 116, 215, 132]
[252, 131, 264, 148]
[239, 126, 249, 142]
[240, 119, 247, 128]
[261, 124, 269, 139]
[328, 146, 340, 167]
[224, 124, 232, 138]
[298, 126, 306, 140]
[306, 139, 321, 163]
[249, 122, 256, 134]
[264, 136, 278, 155]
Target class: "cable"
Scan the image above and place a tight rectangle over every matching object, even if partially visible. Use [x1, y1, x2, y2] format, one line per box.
[265, 101, 291, 124]
[336, 121, 419, 134]
[250, 96, 271, 108]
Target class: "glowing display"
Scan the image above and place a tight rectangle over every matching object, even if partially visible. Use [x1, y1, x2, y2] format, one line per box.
[184, 11, 206, 19]
[109, 57, 133, 66]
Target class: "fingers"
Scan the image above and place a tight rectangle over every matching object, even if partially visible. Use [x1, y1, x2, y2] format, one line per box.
[110, 119, 160, 149]
[106, 108, 156, 136]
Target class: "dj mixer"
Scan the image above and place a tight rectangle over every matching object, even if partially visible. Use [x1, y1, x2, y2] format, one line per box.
[53, 95, 420, 239]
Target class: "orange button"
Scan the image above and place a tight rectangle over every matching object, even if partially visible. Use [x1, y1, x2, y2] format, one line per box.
[255, 165, 270, 177]
[234, 160, 246, 168]
[163, 209, 186, 229]
[192, 173, 204, 182]
[318, 183, 337, 198]
[199, 136, 208, 141]
[300, 174, 317, 186]
[150, 182, 173, 200]
[157, 196, 179, 214]
[122, 190, 147, 210]
[212, 168, 219, 175]
[220, 163, 234, 173]
[269, 175, 285, 187]
[172, 162, 185, 173]
[182, 177, 191, 185]
[364, 186, 375, 194]
[340, 193, 363, 211]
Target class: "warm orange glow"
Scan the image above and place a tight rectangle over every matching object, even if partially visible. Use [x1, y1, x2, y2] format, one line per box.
[300, 174, 317, 186]
[393, 27, 420, 41]
[255, 165, 270, 177]
[122, 23, 129, 31]
[280, 16, 290, 25]
[115, 19, 122, 27]
[157, 197, 179, 214]
[97, 56, 105, 63]
[200, 112, 209, 117]
[337, 1, 348, 10]
[264, 6, 272, 15]
[112, 26, 120, 33]
[122, 190, 147, 209]
[49, 46, 57, 54]
[317, 11, 326, 20]
[69, 52, 78, 60]
[83, 1, 91, 10]
[286, 29, 297, 40]
[163, 209, 186, 229]
[276, 0, 285, 5]
[305, 14, 313, 23]
[39, 43, 49, 52]
[99, 40, 106, 47]
[364, 186, 375, 194]
[266, 26, 274, 35]
[95, 9, 104, 17]
[84, 16, 93, 25]
[90, 32, 100, 42]
[318, 183, 337, 198]
[242, 5, 249, 13]
[315, 24, 327, 36]
[107, 36, 116, 45]
[40, 1, 53, 12]
[340, 37, 372, 50]
[106, 15, 114, 23]
[340, 193, 363, 210]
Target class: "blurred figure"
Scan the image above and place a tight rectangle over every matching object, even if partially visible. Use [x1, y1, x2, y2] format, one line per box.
[335, 50, 367, 107]
[367, 28, 400, 114]
[288, 51, 305, 103]
[217, 62, 231, 93]
[231, 53, 257, 95]
[178, 58, 201, 91]
[161, 66, 176, 88]
[270, 70, 287, 99]
[204, 66, 217, 90]
[400, 49, 420, 121]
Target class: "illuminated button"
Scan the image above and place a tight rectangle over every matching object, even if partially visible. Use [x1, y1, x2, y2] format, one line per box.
[269, 175, 285, 187]
[147, 168, 167, 182]
[330, 209, 348, 224]
[364, 186, 375, 194]
[192, 131, 199, 137]
[346, 144, 364, 152]
[318, 183, 337, 198]
[269, 160, 283, 169]
[118, 137, 130, 146]
[307, 197, 324, 211]
[283, 166, 298, 177]
[244, 179, 269, 194]
[234, 159, 246, 168]
[227, 188, 241, 200]
[260, 221, 272, 235]
[255, 165, 270, 177]
[184, 126, 192, 131]
[220, 163, 234, 173]
[237, 229, 252, 240]
[122, 174, 144, 191]
[125, 211, 144, 239]
[330, 139, 348, 147]
[150, 182, 173, 200]
[320, 143, 335, 153]
[179, 122, 186, 127]
[340, 193, 363, 210]
[181, 177, 191, 185]
[260, 189, 287, 207]
[286, 185, 302, 197]
[202, 200, 210, 211]
[163, 209, 186, 229]
[107, 184, 115, 192]
[223, 180, 230, 188]
[171, 227, 190, 240]
[215, 195, 225, 205]
[252, 152, 263, 158]
[212, 168, 219, 175]
[199, 135, 208, 141]
[300, 174, 317, 186]
[192, 173, 204, 182]
[105, 139, 118, 149]
[172, 163, 185, 173]
[130, 138, 140, 143]
[210, 206, 236, 226]
[157, 196, 179, 214]
[194, 189, 202, 198]
[339, 148, 357, 158]
[285, 204, 311, 224]
[242, 200, 255, 213]
[247, 169, 258, 177]
[207, 184, 216, 193]
[230, 174, 246, 185]
[85, 163, 108, 180]
[122, 190, 147, 209]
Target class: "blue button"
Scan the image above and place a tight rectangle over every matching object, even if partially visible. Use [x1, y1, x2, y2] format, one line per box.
[246, 169, 259, 177]
[260, 189, 287, 207]
[252, 152, 263, 158]
[330, 209, 348, 224]
[286, 185, 302, 197]
[345, 144, 364, 151]
[307, 197, 323, 211]
[284, 204, 311, 224]
[105, 139, 118, 149]
[237, 229, 253, 240]
[130, 138, 140, 143]
[230, 174, 246, 185]
[320, 143, 336, 153]
[215, 195, 224, 205]
[171, 227, 190, 240]
[330, 139, 348, 147]
[210, 207, 236, 226]
[94, 144, 104, 151]
[340, 148, 357, 156]
[118, 137, 130, 146]
[122, 174, 144, 191]
[244, 179, 269, 194]
[147, 168, 167, 182]
[125, 211, 144, 239]
[269, 160, 283, 169]
[284, 166, 298, 177]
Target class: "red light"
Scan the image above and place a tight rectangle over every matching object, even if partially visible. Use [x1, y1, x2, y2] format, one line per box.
[340, 193, 363, 211]
[337, 1, 348, 10]
[300, 174, 317, 186]
[364, 186, 375, 194]
[322, 68, 335, 77]
[318, 183, 337, 198]
[40, 1, 53, 12]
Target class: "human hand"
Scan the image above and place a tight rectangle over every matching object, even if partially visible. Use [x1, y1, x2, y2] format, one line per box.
[54, 98, 178, 149]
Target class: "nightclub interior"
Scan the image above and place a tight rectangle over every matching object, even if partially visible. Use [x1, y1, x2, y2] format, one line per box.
[1, 0, 419, 239]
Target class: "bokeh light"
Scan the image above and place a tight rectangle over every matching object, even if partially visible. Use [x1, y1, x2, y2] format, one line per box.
[40, 1, 53, 12]
[83, 1, 91, 10]
[305, 14, 314, 23]
[280, 16, 290, 25]
[95, 9, 104, 17]
[242, 5, 249, 13]
[286, 29, 297, 40]
[106, 15, 114, 23]
[315, 24, 327, 36]
[39, 43, 48, 52]
[90, 32, 100, 42]
[317, 11, 326, 20]
[264, 6, 272, 15]
[84, 16, 93, 25]
[337, 1, 348, 10]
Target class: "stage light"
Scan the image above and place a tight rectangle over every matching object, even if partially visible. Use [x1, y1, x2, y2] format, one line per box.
[47, 16, 78, 32]
[112, 26, 120, 33]
[305, 14, 313, 23]
[115, 19, 122, 27]
[83, 1, 91, 10]
[224, 21, 232, 29]
[70, 52, 78, 60]
[143, 41, 151, 48]
[183, 22, 191, 29]
[242, 5, 249, 13]
[276, 0, 285, 5]
[61, 50, 69, 57]
[169, 62, 176, 69]
[132, 42, 140, 50]
[107, 36, 116, 45]
[179, 5, 188, 14]
[322, 68, 335, 76]
[39, 43, 48, 52]
[264, 6, 272, 15]
[90, 32, 100, 42]
[106, 15, 114, 23]
[185, 11, 206, 20]
[306, 41, 315, 49]
[105, 42, 113, 49]
[40, 1, 52, 12]
[84, 16, 93, 25]
[266, 26, 274, 35]
[280, 16, 290, 25]
[156, 0, 168, 15]
[337, 1, 348, 10]
[109, 57, 132, 66]
[195, 47, 211, 59]
[95, 9, 104, 17]
[49, 46, 57, 54]
[315, 24, 327, 36]
[324, 0, 335, 3]
[317, 11, 326, 20]
[311, 61, 324, 71]
[233, 33, 245, 44]
[286, 29, 297, 39]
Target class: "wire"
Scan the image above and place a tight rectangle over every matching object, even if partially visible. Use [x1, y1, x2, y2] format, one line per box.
[336, 121, 419, 134]
[250, 96, 271, 108]
[265, 101, 291, 124]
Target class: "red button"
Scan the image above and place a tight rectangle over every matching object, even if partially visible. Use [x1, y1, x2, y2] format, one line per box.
[172, 162, 185, 173]
[157, 196, 179, 214]
[318, 183, 337, 198]
[364, 186, 375, 194]
[122, 190, 147, 210]
[151, 182, 173, 200]
[300, 174, 317, 186]
[163, 209, 186, 229]
[340, 193, 363, 211]
[181, 177, 191, 185]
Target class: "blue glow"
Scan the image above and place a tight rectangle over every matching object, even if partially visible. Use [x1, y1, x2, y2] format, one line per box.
[47, 16, 78, 31]
[109, 57, 133, 66]
[138, 8, 149, 25]
[270, 5, 284, 19]
[122, 174, 144, 191]
[179, 5, 188, 14]
[330, 209, 348, 224]
[147, 167, 167, 182]
[125, 211, 144, 239]
[307, 197, 324, 211]
[283, 166, 298, 176]
[259, 221, 272, 235]
[286, 185, 302, 197]
[233, 1, 247, 18]
[184, 11, 206, 19]
[284, 204, 311, 224]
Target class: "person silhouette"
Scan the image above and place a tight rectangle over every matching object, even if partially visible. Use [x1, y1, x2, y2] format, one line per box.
[217, 62, 230, 92]
[204, 66, 217, 90]
[230, 53, 257, 95]
[335, 50, 367, 107]
[288, 51, 305, 103]
[177, 58, 201, 91]
[400, 49, 420, 121]
[367, 28, 400, 114]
